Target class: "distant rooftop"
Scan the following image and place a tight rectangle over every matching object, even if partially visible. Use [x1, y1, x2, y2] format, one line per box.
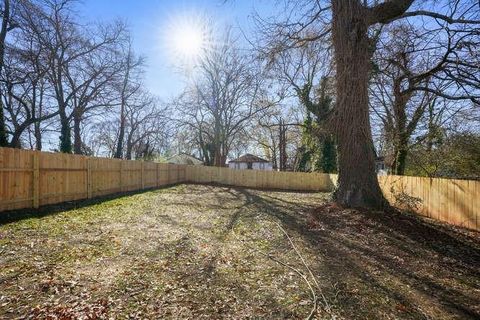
[229, 153, 269, 163]
[167, 153, 204, 165]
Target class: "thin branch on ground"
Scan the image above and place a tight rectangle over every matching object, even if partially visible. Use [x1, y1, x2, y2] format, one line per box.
[274, 221, 333, 316]
[232, 223, 336, 320]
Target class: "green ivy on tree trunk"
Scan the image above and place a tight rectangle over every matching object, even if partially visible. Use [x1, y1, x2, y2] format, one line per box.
[0, 104, 8, 146]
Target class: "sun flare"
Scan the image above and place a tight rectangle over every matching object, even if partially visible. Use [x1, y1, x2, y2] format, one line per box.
[165, 13, 212, 67]
[172, 25, 204, 58]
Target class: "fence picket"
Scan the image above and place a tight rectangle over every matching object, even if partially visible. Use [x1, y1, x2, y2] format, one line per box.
[0, 146, 478, 231]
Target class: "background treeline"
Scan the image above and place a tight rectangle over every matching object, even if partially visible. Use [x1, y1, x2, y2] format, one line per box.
[1, 0, 479, 180]
[0, 0, 170, 159]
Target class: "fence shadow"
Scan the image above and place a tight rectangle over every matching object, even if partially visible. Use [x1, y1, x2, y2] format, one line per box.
[0, 184, 181, 226]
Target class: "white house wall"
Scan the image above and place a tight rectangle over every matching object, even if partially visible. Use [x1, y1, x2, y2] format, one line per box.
[252, 162, 273, 171]
[229, 162, 273, 171]
[229, 162, 248, 170]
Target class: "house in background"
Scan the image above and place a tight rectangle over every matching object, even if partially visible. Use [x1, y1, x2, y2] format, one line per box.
[375, 156, 390, 175]
[167, 153, 204, 166]
[228, 154, 273, 171]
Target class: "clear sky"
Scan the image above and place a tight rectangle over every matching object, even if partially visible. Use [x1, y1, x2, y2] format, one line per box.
[80, 0, 268, 100]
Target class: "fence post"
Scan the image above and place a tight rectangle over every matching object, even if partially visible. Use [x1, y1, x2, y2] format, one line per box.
[141, 161, 145, 189]
[87, 157, 92, 198]
[32, 152, 39, 209]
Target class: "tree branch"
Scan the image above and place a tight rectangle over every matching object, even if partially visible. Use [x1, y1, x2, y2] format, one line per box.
[366, 0, 415, 25]
[397, 10, 480, 24]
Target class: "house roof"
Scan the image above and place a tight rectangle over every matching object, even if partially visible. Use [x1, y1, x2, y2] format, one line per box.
[167, 153, 204, 165]
[229, 153, 269, 163]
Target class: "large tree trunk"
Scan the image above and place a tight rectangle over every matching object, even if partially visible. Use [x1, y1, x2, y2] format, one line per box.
[125, 131, 133, 160]
[9, 124, 26, 148]
[212, 116, 224, 167]
[279, 119, 287, 171]
[59, 109, 72, 153]
[392, 129, 409, 175]
[34, 121, 42, 150]
[391, 79, 411, 176]
[34, 101, 42, 150]
[394, 143, 408, 175]
[213, 147, 222, 167]
[73, 111, 83, 154]
[0, 0, 10, 147]
[331, 0, 386, 209]
[0, 105, 8, 146]
[114, 102, 126, 159]
[321, 134, 337, 173]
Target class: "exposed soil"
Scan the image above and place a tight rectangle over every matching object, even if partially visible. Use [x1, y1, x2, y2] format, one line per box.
[0, 184, 479, 319]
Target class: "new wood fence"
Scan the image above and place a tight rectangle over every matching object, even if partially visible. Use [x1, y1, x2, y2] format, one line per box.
[0, 147, 186, 211]
[185, 165, 337, 191]
[186, 165, 479, 231]
[378, 175, 479, 231]
[1, 147, 479, 231]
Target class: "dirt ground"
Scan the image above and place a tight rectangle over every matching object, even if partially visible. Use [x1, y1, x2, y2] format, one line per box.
[0, 184, 479, 319]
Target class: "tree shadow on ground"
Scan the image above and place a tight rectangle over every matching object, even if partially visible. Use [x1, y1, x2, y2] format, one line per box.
[142, 234, 300, 318]
[0, 184, 182, 226]
[232, 187, 480, 319]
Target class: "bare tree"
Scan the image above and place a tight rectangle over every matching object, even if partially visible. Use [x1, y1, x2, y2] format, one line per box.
[113, 39, 144, 159]
[263, 40, 337, 172]
[1, 31, 57, 148]
[0, 0, 62, 149]
[0, 0, 13, 146]
[25, 0, 127, 153]
[0, 0, 166, 158]
[175, 30, 267, 166]
[124, 93, 169, 160]
[86, 91, 170, 160]
[371, 22, 479, 175]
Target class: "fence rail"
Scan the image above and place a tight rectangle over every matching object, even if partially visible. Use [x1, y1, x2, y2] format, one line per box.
[185, 165, 479, 231]
[378, 175, 479, 231]
[185, 165, 337, 191]
[1, 147, 479, 231]
[0, 147, 186, 211]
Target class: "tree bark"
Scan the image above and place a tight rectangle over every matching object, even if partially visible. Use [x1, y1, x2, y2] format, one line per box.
[0, 106, 8, 146]
[321, 134, 337, 173]
[395, 144, 408, 175]
[278, 119, 287, 171]
[34, 121, 42, 150]
[59, 109, 72, 153]
[9, 124, 26, 148]
[73, 111, 82, 154]
[331, 0, 386, 209]
[125, 131, 133, 160]
[0, 0, 10, 146]
[34, 93, 43, 150]
[114, 101, 126, 159]
[212, 115, 224, 167]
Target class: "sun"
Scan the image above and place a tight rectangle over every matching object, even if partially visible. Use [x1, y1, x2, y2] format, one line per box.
[172, 25, 204, 58]
[164, 12, 213, 68]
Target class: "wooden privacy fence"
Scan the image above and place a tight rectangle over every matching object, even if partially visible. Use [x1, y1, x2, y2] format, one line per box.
[0, 147, 186, 212]
[186, 166, 479, 231]
[378, 175, 479, 231]
[1, 147, 479, 231]
[185, 165, 337, 191]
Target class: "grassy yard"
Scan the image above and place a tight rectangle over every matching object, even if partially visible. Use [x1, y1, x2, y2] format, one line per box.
[0, 184, 479, 319]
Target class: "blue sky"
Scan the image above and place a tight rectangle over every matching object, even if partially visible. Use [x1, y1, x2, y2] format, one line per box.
[80, 0, 268, 100]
